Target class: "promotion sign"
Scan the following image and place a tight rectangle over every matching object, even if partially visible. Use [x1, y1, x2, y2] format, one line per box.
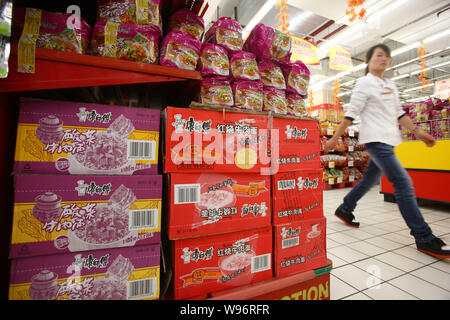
[290, 37, 319, 65]
[434, 78, 450, 99]
[329, 47, 353, 71]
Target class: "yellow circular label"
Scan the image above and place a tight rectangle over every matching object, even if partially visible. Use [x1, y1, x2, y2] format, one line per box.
[235, 148, 257, 170]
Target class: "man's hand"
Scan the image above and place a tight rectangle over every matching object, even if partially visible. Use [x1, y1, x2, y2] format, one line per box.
[415, 130, 436, 147]
[323, 137, 338, 153]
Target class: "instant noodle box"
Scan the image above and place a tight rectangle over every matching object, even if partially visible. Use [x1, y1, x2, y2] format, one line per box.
[9, 244, 160, 300]
[172, 226, 272, 299]
[167, 173, 271, 240]
[273, 217, 327, 278]
[272, 169, 323, 226]
[13, 98, 160, 175]
[271, 116, 321, 173]
[163, 106, 272, 173]
[10, 175, 162, 259]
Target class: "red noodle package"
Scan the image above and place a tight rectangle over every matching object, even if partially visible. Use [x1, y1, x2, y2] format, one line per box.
[230, 51, 260, 81]
[232, 80, 263, 111]
[204, 17, 243, 53]
[199, 43, 229, 78]
[282, 60, 310, 96]
[263, 86, 287, 114]
[91, 20, 160, 64]
[258, 58, 286, 90]
[160, 30, 201, 70]
[168, 8, 204, 41]
[200, 78, 234, 107]
[286, 93, 307, 117]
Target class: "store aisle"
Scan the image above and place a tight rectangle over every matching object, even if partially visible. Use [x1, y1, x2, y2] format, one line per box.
[323, 186, 450, 300]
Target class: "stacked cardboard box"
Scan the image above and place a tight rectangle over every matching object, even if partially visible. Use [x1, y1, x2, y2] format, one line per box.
[9, 98, 162, 300]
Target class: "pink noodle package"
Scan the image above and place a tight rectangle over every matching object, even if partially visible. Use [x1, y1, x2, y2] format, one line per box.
[282, 60, 310, 96]
[160, 30, 201, 70]
[243, 23, 291, 64]
[232, 80, 264, 111]
[286, 92, 307, 117]
[200, 78, 234, 107]
[230, 51, 261, 81]
[258, 58, 286, 90]
[91, 19, 160, 64]
[204, 16, 243, 53]
[13, 7, 92, 54]
[199, 43, 230, 78]
[168, 8, 205, 41]
[9, 244, 160, 300]
[263, 86, 287, 114]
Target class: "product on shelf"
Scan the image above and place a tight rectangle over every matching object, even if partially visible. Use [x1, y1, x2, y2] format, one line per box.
[258, 58, 286, 90]
[199, 43, 229, 78]
[159, 30, 201, 70]
[281, 60, 309, 97]
[273, 217, 327, 277]
[243, 23, 291, 64]
[347, 151, 369, 166]
[320, 154, 347, 167]
[163, 106, 271, 173]
[91, 19, 160, 64]
[167, 173, 271, 239]
[204, 16, 243, 53]
[172, 226, 272, 299]
[230, 51, 261, 81]
[10, 175, 162, 259]
[168, 8, 204, 41]
[271, 169, 323, 225]
[271, 116, 321, 173]
[9, 244, 160, 300]
[14, 98, 160, 175]
[199, 78, 234, 106]
[348, 167, 362, 181]
[323, 168, 345, 184]
[0, 0, 12, 78]
[286, 93, 307, 117]
[232, 80, 263, 111]
[13, 7, 91, 54]
[97, 0, 162, 30]
[263, 86, 287, 114]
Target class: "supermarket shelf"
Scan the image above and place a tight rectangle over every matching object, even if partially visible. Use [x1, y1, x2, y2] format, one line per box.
[208, 259, 332, 300]
[0, 46, 202, 92]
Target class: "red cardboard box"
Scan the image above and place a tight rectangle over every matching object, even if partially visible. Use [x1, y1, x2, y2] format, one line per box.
[272, 169, 323, 225]
[271, 117, 320, 173]
[167, 173, 271, 240]
[164, 107, 272, 174]
[172, 226, 273, 300]
[273, 217, 327, 278]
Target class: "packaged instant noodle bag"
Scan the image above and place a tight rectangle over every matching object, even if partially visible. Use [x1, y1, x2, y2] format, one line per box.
[97, 0, 162, 30]
[282, 60, 310, 96]
[258, 58, 286, 90]
[168, 8, 204, 41]
[204, 17, 243, 53]
[230, 51, 260, 81]
[243, 23, 291, 64]
[91, 19, 160, 64]
[13, 7, 91, 54]
[199, 43, 229, 78]
[160, 30, 201, 70]
[263, 86, 287, 114]
[286, 92, 307, 117]
[232, 80, 263, 111]
[200, 78, 234, 107]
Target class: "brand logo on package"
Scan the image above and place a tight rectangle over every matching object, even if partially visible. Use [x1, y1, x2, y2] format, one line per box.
[181, 247, 214, 264]
[77, 107, 112, 124]
[285, 125, 308, 139]
[73, 253, 110, 270]
[278, 177, 318, 191]
[172, 114, 212, 134]
[75, 180, 112, 196]
[281, 227, 301, 240]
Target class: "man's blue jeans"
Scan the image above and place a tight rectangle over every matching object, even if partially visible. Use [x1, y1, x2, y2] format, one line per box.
[338, 142, 434, 243]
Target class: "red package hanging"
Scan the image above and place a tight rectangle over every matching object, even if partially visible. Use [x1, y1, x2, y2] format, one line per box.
[204, 17, 243, 53]
[168, 8, 205, 41]
[199, 43, 230, 78]
[160, 30, 201, 70]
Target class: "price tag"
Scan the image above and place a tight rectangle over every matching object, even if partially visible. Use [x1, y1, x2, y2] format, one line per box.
[327, 128, 334, 135]
[337, 177, 343, 183]
[328, 162, 335, 168]
[328, 178, 334, 185]
[348, 146, 354, 152]
[348, 160, 354, 167]
[349, 176, 355, 182]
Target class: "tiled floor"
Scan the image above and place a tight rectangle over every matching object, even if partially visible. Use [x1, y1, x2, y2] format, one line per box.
[323, 185, 450, 300]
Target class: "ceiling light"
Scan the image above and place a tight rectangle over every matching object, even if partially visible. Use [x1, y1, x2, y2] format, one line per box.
[392, 74, 409, 81]
[391, 42, 420, 57]
[242, 0, 278, 39]
[423, 29, 450, 44]
[403, 83, 434, 93]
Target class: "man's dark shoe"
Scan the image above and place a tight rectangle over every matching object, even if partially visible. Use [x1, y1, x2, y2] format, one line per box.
[335, 208, 360, 228]
[416, 237, 450, 259]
